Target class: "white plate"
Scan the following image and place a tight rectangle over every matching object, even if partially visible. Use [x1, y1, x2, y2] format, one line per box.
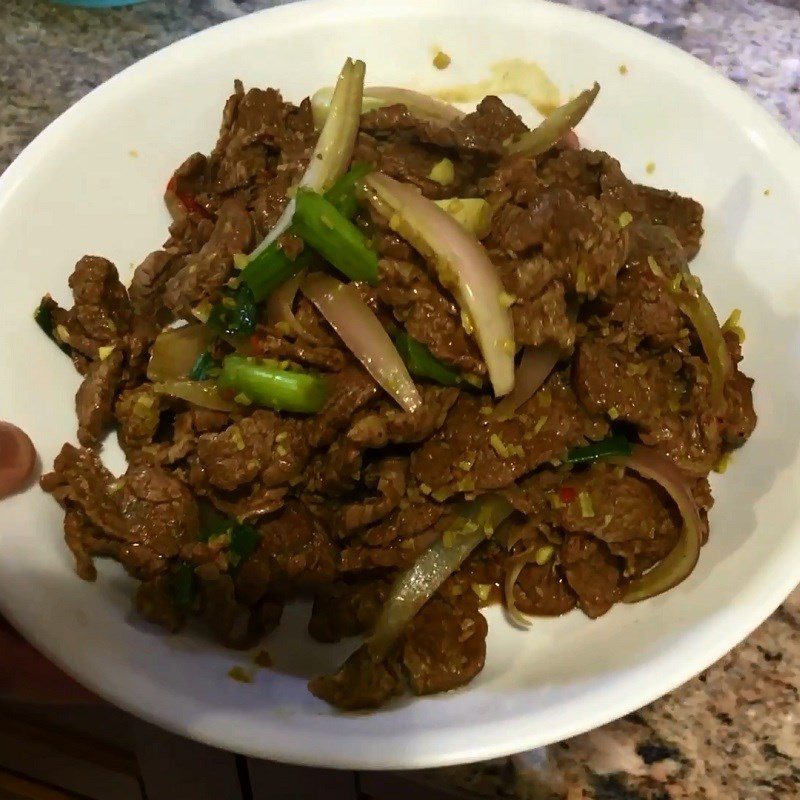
[1, 0, 799, 770]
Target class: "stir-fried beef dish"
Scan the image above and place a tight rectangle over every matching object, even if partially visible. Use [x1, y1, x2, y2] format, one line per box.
[37, 60, 755, 709]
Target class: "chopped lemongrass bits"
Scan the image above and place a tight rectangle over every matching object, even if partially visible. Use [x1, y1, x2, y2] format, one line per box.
[576, 267, 588, 293]
[479, 405, 493, 416]
[433, 50, 452, 70]
[428, 158, 455, 185]
[228, 666, 254, 684]
[533, 415, 548, 434]
[233, 252, 249, 270]
[722, 308, 746, 342]
[276, 445, 288, 457]
[578, 491, 595, 518]
[471, 583, 492, 602]
[618, 211, 633, 228]
[535, 545, 555, 565]
[55, 324, 70, 343]
[539, 389, 551, 408]
[463, 373, 483, 388]
[230, 427, 246, 451]
[489, 434, 509, 458]
[608, 406, 620, 420]
[97, 345, 115, 361]
[233, 392, 252, 406]
[499, 291, 517, 309]
[192, 301, 212, 323]
[714, 452, 733, 474]
[670, 273, 683, 293]
[547, 491, 564, 509]
[419, 483, 432, 495]
[647, 255, 663, 277]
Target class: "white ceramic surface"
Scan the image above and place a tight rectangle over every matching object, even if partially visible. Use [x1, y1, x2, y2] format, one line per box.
[1, 0, 799, 770]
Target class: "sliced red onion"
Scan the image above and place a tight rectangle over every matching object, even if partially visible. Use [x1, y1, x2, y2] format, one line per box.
[364, 86, 465, 125]
[643, 228, 732, 408]
[503, 544, 539, 629]
[608, 445, 703, 602]
[312, 85, 465, 129]
[368, 495, 513, 656]
[301, 272, 421, 413]
[152, 380, 238, 413]
[147, 324, 215, 382]
[495, 343, 560, 419]
[560, 129, 580, 150]
[674, 287, 732, 408]
[266, 268, 316, 342]
[250, 58, 366, 259]
[506, 83, 599, 157]
[364, 172, 515, 396]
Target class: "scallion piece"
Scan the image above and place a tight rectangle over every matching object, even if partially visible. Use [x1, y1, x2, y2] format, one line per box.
[394, 332, 460, 386]
[218, 354, 328, 413]
[293, 188, 379, 284]
[566, 435, 632, 465]
[188, 351, 215, 381]
[172, 562, 197, 611]
[207, 283, 258, 337]
[323, 163, 371, 218]
[229, 524, 261, 566]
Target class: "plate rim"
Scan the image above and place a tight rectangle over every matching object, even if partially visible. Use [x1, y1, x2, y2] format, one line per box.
[1, 0, 799, 769]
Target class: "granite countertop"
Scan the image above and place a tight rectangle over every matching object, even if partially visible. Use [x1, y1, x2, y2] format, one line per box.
[1, 1, 799, 798]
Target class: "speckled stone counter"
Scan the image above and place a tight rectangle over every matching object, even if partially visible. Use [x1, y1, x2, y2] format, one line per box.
[2, 2, 799, 798]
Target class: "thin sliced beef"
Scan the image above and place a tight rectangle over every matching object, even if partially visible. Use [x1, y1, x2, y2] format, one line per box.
[196, 411, 307, 492]
[402, 592, 487, 696]
[129, 249, 184, 320]
[196, 562, 278, 649]
[520, 464, 683, 577]
[75, 349, 124, 446]
[135, 574, 187, 633]
[249, 330, 345, 372]
[163, 199, 253, 317]
[636, 184, 704, 260]
[335, 457, 408, 532]
[509, 279, 574, 349]
[573, 335, 684, 431]
[68, 256, 132, 345]
[377, 259, 484, 374]
[42, 444, 198, 579]
[306, 364, 380, 448]
[309, 647, 402, 711]
[602, 245, 686, 350]
[411, 371, 608, 499]
[346, 386, 459, 449]
[560, 534, 623, 618]
[234, 500, 338, 603]
[486, 187, 628, 299]
[308, 578, 391, 643]
[115, 384, 165, 456]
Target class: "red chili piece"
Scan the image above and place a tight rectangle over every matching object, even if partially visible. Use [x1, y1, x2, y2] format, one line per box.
[165, 175, 216, 221]
[0, 422, 37, 500]
[558, 486, 577, 504]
